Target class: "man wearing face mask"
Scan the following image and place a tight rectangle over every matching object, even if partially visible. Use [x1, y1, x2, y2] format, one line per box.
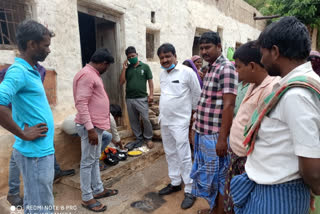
[157, 43, 201, 210]
[120, 46, 154, 149]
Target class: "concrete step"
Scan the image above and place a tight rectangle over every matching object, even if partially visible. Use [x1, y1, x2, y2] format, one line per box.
[60, 141, 164, 190]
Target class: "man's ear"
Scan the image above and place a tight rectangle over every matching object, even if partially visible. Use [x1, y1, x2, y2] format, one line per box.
[249, 62, 255, 71]
[217, 43, 222, 52]
[26, 40, 37, 51]
[271, 45, 280, 61]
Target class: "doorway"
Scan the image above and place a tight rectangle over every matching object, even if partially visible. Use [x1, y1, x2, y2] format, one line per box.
[78, 10, 124, 125]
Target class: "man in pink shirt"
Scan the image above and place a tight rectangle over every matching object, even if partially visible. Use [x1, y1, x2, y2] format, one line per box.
[73, 48, 118, 212]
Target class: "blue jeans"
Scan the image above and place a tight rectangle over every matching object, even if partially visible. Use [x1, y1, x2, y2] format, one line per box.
[13, 149, 54, 214]
[76, 125, 104, 201]
[101, 131, 112, 153]
[8, 151, 60, 196]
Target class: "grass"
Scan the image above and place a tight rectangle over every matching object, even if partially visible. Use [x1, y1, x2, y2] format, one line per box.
[311, 197, 320, 214]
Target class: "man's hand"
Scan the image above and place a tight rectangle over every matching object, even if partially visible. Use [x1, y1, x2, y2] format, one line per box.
[120, 60, 128, 85]
[299, 157, 320, 195]
[22, 123, 48, 141]
[122, 60, 128, 70]
[198, 71, 204, 79]
[88, 128, 98, 145]
[116, 140, 124, 150]
[148, 95, 153, 104]
[216, 138, 228, 157]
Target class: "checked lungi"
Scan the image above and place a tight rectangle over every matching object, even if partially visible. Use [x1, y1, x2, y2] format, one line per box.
[190, 133, 230, 209]
[230, 173, 310, 214]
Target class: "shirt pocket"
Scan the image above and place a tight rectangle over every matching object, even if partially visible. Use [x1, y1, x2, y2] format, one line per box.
[168, 81, 184, 97]
[161, 79, 185, 97]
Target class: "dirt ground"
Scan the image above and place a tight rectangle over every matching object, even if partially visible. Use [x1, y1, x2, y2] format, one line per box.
[53, 156, 209, 214]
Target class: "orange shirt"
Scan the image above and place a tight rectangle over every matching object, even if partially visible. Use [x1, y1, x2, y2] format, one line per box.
[229, 75, 280, 157]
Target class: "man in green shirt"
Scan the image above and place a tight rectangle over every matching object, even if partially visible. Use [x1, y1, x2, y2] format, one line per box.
[234, 81, 249, 116]
[120, 46, 154, 149]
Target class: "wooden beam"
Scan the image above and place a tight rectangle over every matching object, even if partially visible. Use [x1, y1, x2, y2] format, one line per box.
[253, 14, 281, 20]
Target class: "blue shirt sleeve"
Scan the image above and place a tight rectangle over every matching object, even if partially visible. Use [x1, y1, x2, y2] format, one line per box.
[0, 66, 26, 106]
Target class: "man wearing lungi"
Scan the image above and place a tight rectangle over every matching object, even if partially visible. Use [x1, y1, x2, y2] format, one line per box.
[230, 16, 320, 214]
[191, 31, 238, 214]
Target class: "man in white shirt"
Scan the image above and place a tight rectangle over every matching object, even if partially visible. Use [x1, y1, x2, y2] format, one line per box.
[157, 43, 201, 210]
[230, 16, 320, 214]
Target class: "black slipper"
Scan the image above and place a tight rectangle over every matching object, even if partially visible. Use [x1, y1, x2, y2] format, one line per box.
[94, 189, 119, 199]
[81, 200, 107, 212]
[125, 141, 136, 151]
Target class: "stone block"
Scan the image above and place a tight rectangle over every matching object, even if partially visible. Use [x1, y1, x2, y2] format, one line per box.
[149, 117, 158, 126]
[153, 130, 162, 140]
[149, 109, 156, 117]
[152, 124, 160, 130]
[150, 106, 159, 116]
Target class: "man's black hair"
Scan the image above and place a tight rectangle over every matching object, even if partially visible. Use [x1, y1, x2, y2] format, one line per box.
[233, 41, 263, 67]
[125, 46, 137, 56]
[157, 43, 176, 56]
[110, 104, 122, 117]
[90, 48, 114, 64]
[16, 19, 55, 51]
[257, 16, 311, 60]
[199, 31, 221, 45]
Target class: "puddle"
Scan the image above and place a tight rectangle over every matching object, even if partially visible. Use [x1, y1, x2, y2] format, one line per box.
[131, 192, 166, 213]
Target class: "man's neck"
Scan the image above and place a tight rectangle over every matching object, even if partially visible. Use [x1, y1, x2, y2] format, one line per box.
[20, 53, 36, 67]
[280, 59, 307, 78]
[209, 54, 221, 65]
[89, 62, 101, 74]
[253, 70, 268, 86]
[133, 61, 140, 68]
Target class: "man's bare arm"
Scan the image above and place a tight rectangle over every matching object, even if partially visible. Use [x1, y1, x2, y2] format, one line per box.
[299, 157, 320, 195]
[0, 105, 48, 141]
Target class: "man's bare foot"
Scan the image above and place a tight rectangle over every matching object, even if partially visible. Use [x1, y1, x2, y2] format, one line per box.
[93, 188, 118, 199]
[146, 140, 154, 149]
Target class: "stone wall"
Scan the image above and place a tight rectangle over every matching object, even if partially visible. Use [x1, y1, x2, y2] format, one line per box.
[0, 0, 265, 194]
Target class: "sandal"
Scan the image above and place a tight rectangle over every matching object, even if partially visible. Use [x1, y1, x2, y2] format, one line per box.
[82, 200, 107, 212]
[94, 188, 119, 199]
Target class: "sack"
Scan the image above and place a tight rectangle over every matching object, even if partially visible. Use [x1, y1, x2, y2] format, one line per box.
[61, 115, 77, 135]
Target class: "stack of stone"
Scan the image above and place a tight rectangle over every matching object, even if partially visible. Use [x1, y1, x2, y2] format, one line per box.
[149, 92, 161, 140]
